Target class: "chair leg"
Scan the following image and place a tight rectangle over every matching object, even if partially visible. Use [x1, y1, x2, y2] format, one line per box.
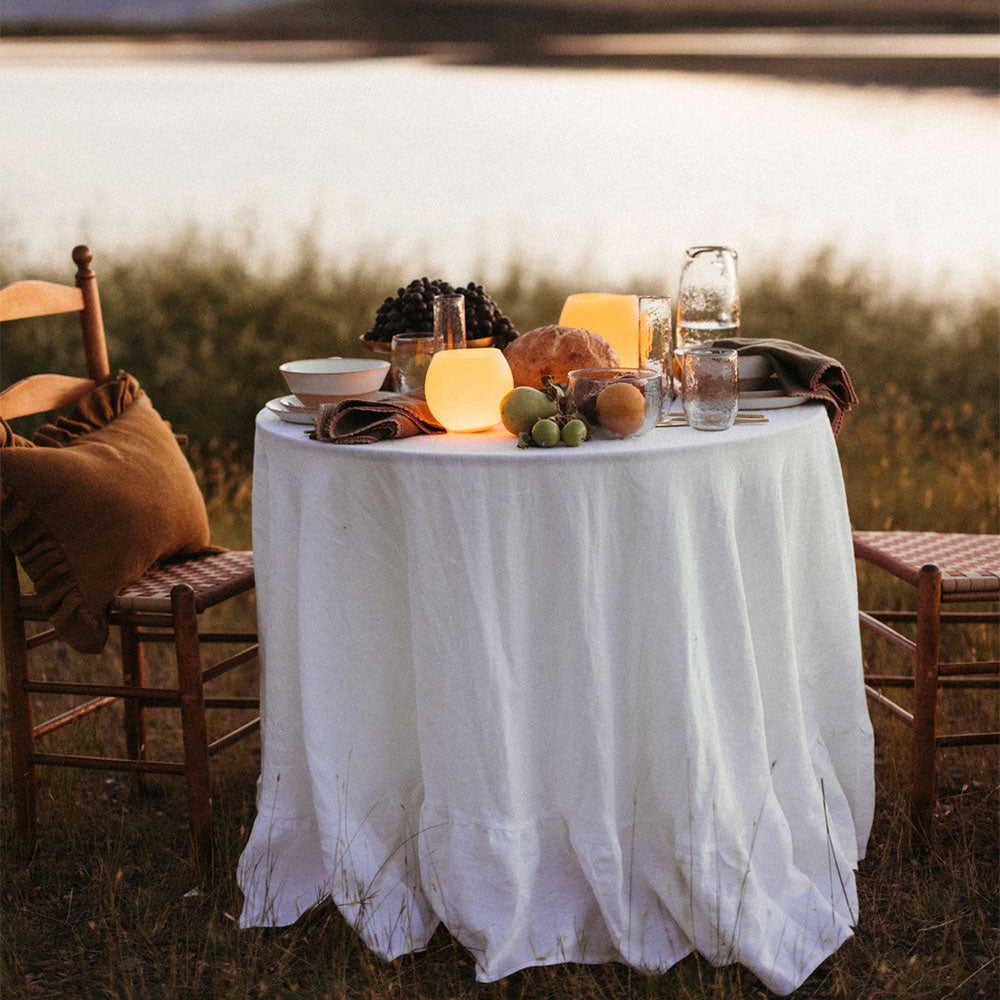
[1, 546, 37, 852]
[171, 584, 213, 875]
[119, 621, 147, 795]
[911, 564, 942, 841]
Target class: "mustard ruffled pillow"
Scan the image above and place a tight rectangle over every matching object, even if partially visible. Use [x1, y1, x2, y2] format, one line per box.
[1, 372, 210, 652]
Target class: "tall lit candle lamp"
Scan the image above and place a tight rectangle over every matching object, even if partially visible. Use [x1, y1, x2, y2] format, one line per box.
[559, 293, 640, 368]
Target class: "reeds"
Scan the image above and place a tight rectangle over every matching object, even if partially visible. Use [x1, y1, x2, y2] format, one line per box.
[1, 240, 997, 998]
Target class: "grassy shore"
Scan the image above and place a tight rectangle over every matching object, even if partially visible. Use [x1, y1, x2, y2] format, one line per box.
[5, 0, 998, 90]
[1, 243, 998, 998]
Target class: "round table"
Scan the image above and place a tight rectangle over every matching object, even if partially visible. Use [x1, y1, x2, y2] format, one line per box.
[237, 402, 874, 995]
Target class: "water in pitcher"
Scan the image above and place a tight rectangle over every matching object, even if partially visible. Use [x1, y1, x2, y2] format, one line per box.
[676, 319, 741, 352]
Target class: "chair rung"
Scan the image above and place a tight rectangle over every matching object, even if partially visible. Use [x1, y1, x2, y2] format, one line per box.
[864, 610, 997, 623]
[204, 696, 260, 709]
[938, 731, 1000, 748]
[31, 752, 186, 775]
[939, 610, 1000, 621]
[23, 679, 182, 706]
[859, 612, 916, 653]
[110, 612, 175, 629]
[34, 695, 118, 739]
[197, 632, 258, 644]
[208, 717, 260, 756]
[119, 629, 258, 645]
[202, 645, 258, 683]
[864, 684, 914, 725]
[938, 660, 1000, 677]
[26, 628, 59, 650]
[865, 674, 999, 689]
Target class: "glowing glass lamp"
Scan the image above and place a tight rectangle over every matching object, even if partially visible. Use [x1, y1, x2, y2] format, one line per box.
[424, 347, 514, 432]
[559, 293, 640, 368]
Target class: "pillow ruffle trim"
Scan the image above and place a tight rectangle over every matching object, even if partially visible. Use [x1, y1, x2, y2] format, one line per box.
[0, 482, 108, 653]
[0, 420, 34, 448]
[31, 371, 142, 448]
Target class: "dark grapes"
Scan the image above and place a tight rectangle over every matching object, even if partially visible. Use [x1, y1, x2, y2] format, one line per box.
[364, 277, 518, 348]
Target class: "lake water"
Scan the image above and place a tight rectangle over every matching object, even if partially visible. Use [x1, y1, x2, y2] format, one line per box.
[2, 42, 998, 295]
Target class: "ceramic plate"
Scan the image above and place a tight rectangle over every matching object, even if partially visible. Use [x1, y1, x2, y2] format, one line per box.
[266, 396, 319, 424]
[738, 390, 811, 410]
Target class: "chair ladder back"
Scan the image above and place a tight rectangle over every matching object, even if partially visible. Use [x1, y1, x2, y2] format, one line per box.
[73, 245, 110, 382]
[0, 246, 110, 421]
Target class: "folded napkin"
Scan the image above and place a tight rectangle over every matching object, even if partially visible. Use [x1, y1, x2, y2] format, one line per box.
[713, 337, 858, 435]
[312, 390, 444, 444]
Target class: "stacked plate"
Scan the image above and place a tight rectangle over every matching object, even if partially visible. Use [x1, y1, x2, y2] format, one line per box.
[266, 395, 321, 425]
[736, 355, 808, 409]
[738, 390, 808, 410]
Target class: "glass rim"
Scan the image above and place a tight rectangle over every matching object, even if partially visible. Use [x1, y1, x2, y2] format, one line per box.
[684, 245, 738, 259]
[638, 295, 672, 311]
[391, 332, 435, 341]
[567, 366, 660, 379]
[683, 346, 738, 358]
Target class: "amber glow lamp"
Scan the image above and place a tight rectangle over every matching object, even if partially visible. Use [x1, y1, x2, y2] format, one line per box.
[559, 293, 640, 368]
[424, 347, 514, 432]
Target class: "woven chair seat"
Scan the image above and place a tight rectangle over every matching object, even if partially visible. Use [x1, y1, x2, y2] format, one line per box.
[112, 550, 255, 613]
[853, 531, 1000, 594]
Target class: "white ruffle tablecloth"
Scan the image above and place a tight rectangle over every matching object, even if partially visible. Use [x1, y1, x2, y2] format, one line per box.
[238, 403, 874, 995]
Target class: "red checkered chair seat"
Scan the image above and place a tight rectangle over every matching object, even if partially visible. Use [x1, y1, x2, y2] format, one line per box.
[853, 531, 1000, 593]
[113, 550, 255, 613]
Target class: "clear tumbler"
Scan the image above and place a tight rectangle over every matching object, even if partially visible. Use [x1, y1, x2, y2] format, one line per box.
[433, 293, 467, 351]
[638, 294, 674, 413]
[681, 346, 739, 431]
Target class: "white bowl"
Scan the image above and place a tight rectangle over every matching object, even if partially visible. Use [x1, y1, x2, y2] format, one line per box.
[279, 357, 390, 408]
[737, 354, 773, 391]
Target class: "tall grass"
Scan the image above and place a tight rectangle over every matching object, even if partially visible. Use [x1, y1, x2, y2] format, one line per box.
[4, 235, 994, 479]
[1, 240, 998, 999]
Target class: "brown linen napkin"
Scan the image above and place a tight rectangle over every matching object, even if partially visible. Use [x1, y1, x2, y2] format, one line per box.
[312, 390, 444, 444]
[713, 337, 858, 436]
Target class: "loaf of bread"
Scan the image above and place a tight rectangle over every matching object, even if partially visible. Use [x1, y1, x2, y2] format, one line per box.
[502, 325, 619, 388]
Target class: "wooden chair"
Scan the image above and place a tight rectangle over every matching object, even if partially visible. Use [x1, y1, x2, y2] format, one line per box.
[853, 530, 999, 838]
[0, 245, 259, 873]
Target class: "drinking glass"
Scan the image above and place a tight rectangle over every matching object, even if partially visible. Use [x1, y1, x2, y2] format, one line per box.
[675, 246, 740, 355]
[681, 346, 738, 431]
[391, 333, 436, 392]
[433, 293, 467, 351]
[638, 294, 673, 413]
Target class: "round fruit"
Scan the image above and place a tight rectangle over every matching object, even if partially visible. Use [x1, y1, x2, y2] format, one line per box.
[596, 382, 646, 436]
[531, 418, 561, 448]
[561, 418, 587, 447]
[500, 386, 558, 435]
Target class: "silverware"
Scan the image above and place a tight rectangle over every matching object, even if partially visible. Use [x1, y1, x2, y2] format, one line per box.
[657, 414, 768, 427]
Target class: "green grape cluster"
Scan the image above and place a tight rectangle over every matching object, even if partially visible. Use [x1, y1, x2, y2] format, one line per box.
[515, 377, 590, 449]
[364, 277, 518, 348]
